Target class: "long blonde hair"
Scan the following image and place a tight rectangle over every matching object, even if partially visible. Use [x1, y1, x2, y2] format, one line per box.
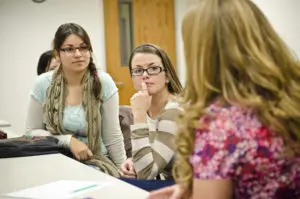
[173, 0, 300, 196]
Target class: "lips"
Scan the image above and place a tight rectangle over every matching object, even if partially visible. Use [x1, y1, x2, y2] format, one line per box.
[145, 82, 154, 86]
[73, 60, 85, 64]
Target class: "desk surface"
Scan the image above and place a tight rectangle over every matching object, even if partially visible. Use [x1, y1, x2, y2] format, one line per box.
[0, 154, 149, 199]
[0, 120, 11, 127]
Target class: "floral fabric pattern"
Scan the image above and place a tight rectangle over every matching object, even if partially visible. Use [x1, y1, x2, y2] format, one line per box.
[190, 104, 300, 199]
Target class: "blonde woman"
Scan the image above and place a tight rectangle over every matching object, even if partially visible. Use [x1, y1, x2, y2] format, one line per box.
[148, 0, 300, 198]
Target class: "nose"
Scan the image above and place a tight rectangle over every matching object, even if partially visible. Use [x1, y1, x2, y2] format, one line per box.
[74, 48, 82, 57]
[141, 70, 149, 80]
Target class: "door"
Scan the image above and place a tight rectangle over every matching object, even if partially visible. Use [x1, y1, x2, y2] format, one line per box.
[103, 0, 176, 105]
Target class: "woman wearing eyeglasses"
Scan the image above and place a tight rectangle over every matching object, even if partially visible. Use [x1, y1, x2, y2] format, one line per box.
[25, 23, 126, 176]
[119, 44, 183, 188]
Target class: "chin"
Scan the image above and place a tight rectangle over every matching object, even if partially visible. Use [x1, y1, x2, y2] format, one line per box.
[73, 66, 88, 73]
[147, 89, 156, 96]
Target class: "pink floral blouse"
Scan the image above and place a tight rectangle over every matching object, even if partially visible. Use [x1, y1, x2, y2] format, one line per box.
[190, 104, 300, 199]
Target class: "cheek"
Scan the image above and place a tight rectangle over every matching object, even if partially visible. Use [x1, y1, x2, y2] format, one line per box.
[153, 75, 167, 87]
[59, 56, 69, 66]
[132, 77, 142, 90]
[86, 53, 91, 61]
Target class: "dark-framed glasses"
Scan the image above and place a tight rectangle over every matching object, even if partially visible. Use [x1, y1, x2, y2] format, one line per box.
[131, 66, 165, 76]
[60, 46, 90, 55]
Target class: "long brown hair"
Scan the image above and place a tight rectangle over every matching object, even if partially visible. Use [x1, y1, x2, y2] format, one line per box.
[53, 23, 102, 101]
[174, 0, 300, 196]
[128, 43, 183, 95]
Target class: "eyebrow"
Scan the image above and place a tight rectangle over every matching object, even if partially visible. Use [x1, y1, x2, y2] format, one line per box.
[61, 42, 86, 48]
[135, 62, 157, 67]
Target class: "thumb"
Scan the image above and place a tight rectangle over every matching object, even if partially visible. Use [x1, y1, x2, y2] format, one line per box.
[87, 149, 93, 157]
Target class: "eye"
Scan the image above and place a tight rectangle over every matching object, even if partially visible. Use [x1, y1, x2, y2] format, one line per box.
[79, 46, 89, 52]
[148, 66, 160, 72]
[133, 68, 143, 73]
[65, 47, 74, 53]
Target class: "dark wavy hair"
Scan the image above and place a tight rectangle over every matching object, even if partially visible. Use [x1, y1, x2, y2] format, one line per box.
[53, 23, 102, 100]
[37, 50, 53, 75]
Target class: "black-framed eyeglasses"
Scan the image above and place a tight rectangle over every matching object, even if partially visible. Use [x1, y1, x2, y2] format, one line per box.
[60, 46, 90, 55]
[131, 66, 165, 76]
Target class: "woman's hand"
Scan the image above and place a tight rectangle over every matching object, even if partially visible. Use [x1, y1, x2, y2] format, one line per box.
[119, 158, 136, 178]
[131, 82, 152, 123]
[146, 184, 184, 199]
[70, 137, 93, 161]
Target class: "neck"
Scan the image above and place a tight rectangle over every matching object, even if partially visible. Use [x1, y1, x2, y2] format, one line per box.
[63, 69, 86, 86]
[149, 89, 171, 118]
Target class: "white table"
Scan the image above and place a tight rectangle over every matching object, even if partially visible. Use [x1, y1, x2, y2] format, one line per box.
[0, 120, 19, 138]
[0, 154, 149, 199]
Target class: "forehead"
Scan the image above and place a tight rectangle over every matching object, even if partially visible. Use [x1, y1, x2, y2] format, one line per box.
[131, 53, 162, 67]
[61, 34, 85, 47]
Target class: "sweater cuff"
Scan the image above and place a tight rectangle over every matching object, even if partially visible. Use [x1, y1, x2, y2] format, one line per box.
[56, 134, 72, 148]
[130, 123, 148, 132]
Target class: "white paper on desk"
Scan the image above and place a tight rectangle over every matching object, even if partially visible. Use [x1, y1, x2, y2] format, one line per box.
[3, 180, 111, 199]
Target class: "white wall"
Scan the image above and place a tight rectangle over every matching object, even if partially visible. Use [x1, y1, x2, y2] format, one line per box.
[252, 0, 300, 57]
[174, 0, 300, 85]
[174, 0, 198, 85]
[0, 0, 106, 134]
[0, 0, 299, 134]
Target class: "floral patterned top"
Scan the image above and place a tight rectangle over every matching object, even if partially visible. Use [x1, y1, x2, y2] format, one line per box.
[190, 104, 300, 199]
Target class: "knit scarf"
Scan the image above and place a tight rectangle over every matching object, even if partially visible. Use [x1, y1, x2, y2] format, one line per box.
[43, 67, 119, 177]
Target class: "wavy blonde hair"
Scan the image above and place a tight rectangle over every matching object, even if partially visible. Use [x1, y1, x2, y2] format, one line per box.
[173, 0, 300, 196]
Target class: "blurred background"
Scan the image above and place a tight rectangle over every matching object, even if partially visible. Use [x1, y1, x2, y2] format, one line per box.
[0, 0, 299, 134]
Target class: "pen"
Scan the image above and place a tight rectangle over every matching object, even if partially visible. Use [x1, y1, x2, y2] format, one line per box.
[72, 184, 98, 194]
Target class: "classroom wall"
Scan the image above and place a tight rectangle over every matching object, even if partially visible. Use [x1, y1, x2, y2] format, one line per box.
[0, 0, 299, 134]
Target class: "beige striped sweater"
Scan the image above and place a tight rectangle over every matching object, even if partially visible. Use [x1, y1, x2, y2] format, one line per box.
[130, 100, 182, 180]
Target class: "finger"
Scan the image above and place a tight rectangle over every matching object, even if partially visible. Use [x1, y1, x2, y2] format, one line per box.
[118, 170, 124, 176]
[129, 164, 135, 173]
[141, 81, 148, 91]
[147, 186, 175, 199]
[87, 149, 93, 157]
[120, 167, 130, 175]
[120, 164, 126, 172]
[122, 168, 135, 175]
[130, 95, 135, 101]
[122, 174, 136, 179]
[125, 162, 131, 170]
[81, 153, 88, 161]
[74, 153, 81, 161]
[130, 93, 138, 103]
[170, 185, 183, 199]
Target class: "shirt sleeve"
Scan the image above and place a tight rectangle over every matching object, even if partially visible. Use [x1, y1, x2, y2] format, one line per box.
[101, 92, 126, 168]
[98, 71, 118, 102]
[24, 96, 72, 148]
[131, 106, 181, 179]
[30, 71, 52, 103]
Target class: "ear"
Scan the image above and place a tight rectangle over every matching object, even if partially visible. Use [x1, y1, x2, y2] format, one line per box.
[165, 74, 170, 83]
